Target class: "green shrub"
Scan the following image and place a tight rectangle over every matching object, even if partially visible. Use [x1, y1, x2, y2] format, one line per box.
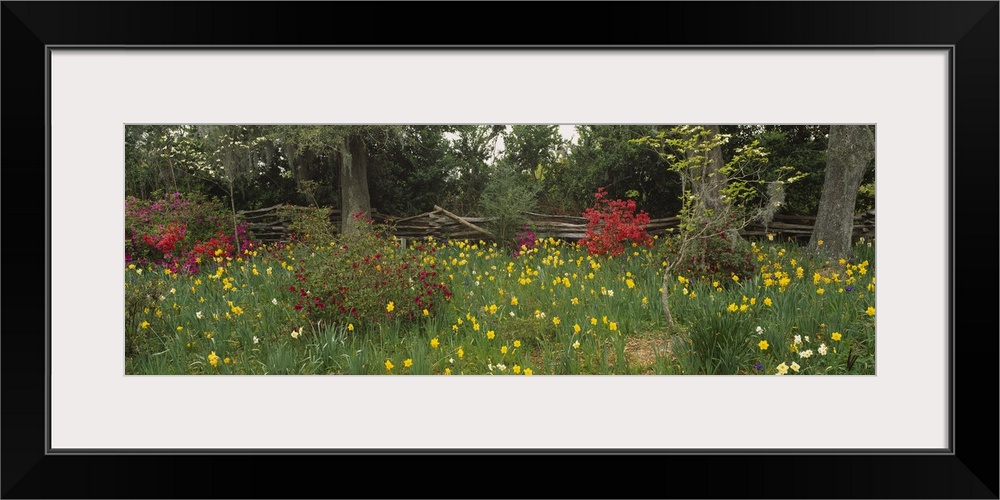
[125, 275, 166, 358]
[286, 214, 452, 328]
[478, 173, 539, 252]
[666, 218, 756, 286]
[278, 204, 336, 247]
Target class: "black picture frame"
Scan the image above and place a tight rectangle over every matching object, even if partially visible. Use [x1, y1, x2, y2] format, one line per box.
[3, 2, 997, 498]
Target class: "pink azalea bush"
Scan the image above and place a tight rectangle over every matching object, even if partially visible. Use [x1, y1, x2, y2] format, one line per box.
[125, 192, 256, 274]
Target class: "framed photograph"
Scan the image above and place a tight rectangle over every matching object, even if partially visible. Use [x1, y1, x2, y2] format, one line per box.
[4, 2, 996, 498]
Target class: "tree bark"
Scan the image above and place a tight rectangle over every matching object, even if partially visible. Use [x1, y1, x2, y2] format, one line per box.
[810, 125, 875, 260]
[340, 134, 371, 235]
[688, 125, 727, 218]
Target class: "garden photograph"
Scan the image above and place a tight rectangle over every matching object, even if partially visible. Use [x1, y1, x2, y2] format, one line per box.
[124, 124, 877, 376]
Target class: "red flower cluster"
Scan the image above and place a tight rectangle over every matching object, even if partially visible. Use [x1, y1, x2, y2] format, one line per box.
[142, 223, 186, 253]
[190, 235, 237, 261]
[580, 187, 652, 256]
[125, 192, 256, 274]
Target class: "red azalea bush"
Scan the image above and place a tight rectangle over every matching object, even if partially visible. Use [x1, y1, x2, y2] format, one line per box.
[580, 187, 653, 257]
[286, 212, 451, 328]
[125, 192, 256, 273]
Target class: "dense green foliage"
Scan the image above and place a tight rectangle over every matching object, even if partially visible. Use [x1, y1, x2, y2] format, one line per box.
[546, 125, 678, 216]
[126, 124, 873, 221]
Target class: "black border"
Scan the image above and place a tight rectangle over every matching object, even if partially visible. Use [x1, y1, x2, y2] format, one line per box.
[3, 2, 997, 498]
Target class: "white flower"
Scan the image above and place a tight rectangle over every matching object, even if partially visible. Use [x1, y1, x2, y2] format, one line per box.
[272, 298, 278, 305]
[253, 336, 259, 344]
[497, 363, 507, 372]
[449, 357, 455, 364]
[798, 349, 813, 359]
[790, 362, 801, 373]
[805, 336, 810, 343]
[755, 326, 764, 334]
[196, 311, 203, 319]
[291, 327, 303, 339]
[509, 311, 516, 317]
[159, 295, 166, 301]
[776, 363, 789, 375]
[487, 363, 494, 371]
[793, 335, 802, 346]
[818, 343, 828, 356]
[607, 289, 614, 297]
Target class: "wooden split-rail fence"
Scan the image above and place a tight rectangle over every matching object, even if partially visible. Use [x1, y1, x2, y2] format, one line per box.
[238, 204, 875, 245]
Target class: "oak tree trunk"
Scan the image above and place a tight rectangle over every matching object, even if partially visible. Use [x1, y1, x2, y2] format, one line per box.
[810, 125, 875, 260]
[339, 134, 371, 235]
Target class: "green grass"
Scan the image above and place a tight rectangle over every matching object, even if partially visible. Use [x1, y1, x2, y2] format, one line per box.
[125, 235, 876, 375]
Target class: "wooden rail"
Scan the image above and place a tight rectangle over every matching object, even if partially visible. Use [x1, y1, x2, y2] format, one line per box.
[239, 205, 875, 244]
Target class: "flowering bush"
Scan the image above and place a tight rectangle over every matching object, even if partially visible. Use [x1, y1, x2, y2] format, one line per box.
[669, 217, 755, 286]
[512, 226, 537, 258]
[125, 192, 255, 273]
[580, 187, 653, 256]
[287, 212, 452, 327]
